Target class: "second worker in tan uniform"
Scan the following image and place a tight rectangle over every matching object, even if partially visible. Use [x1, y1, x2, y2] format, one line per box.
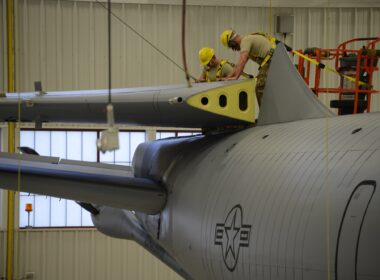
[220, 30, 277, 105]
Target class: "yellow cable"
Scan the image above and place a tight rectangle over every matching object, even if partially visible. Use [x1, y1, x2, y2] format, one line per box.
[292, 49, 367, 86]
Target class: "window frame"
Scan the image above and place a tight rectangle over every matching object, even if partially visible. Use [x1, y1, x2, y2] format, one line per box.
[18, 128, 146, 229]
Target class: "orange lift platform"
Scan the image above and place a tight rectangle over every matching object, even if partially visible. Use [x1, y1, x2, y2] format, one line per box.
[295, 37, 380, 115]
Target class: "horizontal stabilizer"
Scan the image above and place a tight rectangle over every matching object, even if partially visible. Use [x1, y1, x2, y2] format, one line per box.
[0, 153, 166, 214]
[0, 80, 258, 128]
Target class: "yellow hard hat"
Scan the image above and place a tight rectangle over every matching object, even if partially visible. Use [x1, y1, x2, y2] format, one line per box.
[199, 47, 215, 65]
[220, 29, 234, 48]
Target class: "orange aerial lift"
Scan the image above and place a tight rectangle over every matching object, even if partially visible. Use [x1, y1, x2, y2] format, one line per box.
[295, 38, 379, 115]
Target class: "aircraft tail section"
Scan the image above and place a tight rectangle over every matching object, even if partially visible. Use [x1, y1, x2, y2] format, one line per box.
[258, 44, 334, 125]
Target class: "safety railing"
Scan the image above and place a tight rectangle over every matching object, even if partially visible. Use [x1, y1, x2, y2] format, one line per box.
[295, 37, 379, 114]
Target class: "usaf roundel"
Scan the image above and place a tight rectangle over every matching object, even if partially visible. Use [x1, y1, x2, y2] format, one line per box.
[214, 204, 252, 271]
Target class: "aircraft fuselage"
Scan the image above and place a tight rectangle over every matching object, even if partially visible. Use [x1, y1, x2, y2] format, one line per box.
[109, 113, 380, 279]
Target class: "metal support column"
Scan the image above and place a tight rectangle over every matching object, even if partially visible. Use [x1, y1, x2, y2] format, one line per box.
[6, 0, 15, 279]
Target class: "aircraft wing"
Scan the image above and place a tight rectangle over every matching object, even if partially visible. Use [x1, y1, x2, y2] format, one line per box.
[0, 152, 166, 214]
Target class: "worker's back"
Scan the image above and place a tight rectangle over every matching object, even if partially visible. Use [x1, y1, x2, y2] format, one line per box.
[241, 34, 272, 63]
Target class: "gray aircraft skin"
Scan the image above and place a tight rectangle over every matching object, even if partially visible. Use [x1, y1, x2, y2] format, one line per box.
[0, 45, 379, 279]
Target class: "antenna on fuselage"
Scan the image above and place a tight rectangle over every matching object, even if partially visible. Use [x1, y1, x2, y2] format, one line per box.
[97, 0, 120, 153]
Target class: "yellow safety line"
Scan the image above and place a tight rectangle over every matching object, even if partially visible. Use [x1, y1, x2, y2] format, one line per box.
[292, 49, 367, 86]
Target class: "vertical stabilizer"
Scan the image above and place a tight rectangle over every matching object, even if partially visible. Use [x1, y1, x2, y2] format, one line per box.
[258, 44, 334, 125]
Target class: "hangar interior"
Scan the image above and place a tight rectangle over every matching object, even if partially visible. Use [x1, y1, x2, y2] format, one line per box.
[0, 0, 379, 279]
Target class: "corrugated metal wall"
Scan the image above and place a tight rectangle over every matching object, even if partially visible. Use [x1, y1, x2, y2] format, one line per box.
[2, 0, 379, 109]
[1, 1, 6, 93]
[0, 1, 379, 279]
[0, 230, 182, 280]
[9, 1, 380, 92]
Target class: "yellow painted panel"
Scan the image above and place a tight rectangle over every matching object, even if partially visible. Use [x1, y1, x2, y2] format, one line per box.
[187, 79, 257, 123]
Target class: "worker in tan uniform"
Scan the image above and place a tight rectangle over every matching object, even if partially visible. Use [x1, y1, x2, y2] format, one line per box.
[220, 30, 277, 104]
[196, 47, 234, 82]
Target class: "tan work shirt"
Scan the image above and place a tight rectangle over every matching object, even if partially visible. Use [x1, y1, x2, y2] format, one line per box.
[202, 61, 234, 82]
[240, 34, 273, 64]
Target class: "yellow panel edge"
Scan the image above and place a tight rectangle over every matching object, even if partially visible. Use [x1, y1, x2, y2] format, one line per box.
[186, 79, 257, 123]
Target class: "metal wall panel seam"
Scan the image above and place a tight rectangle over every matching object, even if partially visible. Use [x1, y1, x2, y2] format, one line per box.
[89, 2, 95, 88]
[58, 230, 62, 280]
[122, 240, 127, 279]
[90, 230, 95, 280]
[74, 231, 79, 280]
[354, 8, 358, 43]
[39, 231, 44, 280]
[56, 0, 62, 90]
[13, 231, 18, 279]
[121, 4, 127, 86]
[73, 1, 79, 89]
[2, 232, 6, 276]
[369, 8, 373, 40]
[0, 1, 5, 92]
[152, 4, 158, 85]
[307, 8, 311, 48]
[106, 236, 110, 279]
[11, 1, 21, 92]
[22, 0, 29, 91]
[136, 3, 142, 87]
[25, 224, 30, 275]
[0, 232, 2, 275]
[168, 4, 174, 84]
[39, 0, 45, 89]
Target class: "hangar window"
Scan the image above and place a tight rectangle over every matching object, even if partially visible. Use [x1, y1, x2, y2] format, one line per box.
[18, 129, 146, 228]
[156, 131, 201, 139]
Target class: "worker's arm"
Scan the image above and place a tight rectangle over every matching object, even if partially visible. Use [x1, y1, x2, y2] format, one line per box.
[195, 71, 206, 83]
[224, 51, 249, 80]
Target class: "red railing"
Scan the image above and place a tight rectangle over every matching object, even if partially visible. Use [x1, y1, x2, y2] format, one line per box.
[296, 38, 379, 114]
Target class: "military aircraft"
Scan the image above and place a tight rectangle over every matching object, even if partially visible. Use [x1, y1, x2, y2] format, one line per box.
[0, 45, 379, 279]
